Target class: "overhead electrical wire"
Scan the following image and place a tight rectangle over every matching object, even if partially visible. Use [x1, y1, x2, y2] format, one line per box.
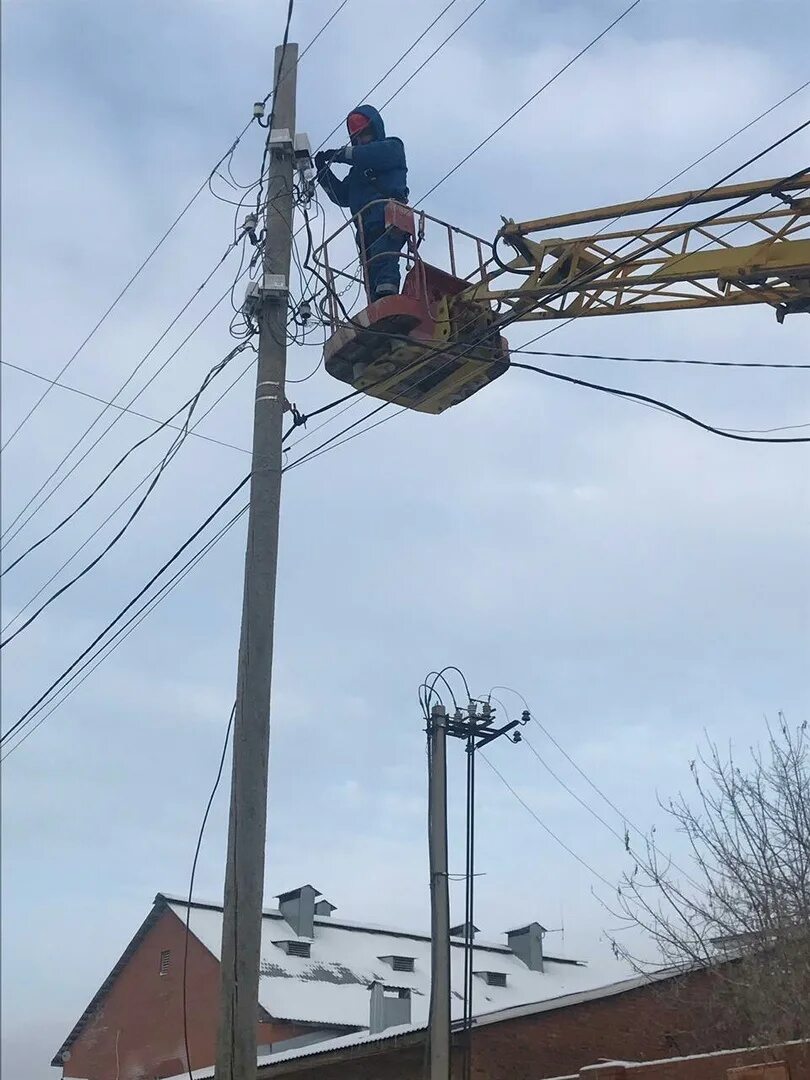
[479, 753, 615, 891]
[415, 0, 643, 205]
[314, 0, 466, 150]
[0, 0, 353, 453]
[182, 703, 235, 1080]
[0, 344, 256, 649]
[1, 504, 249, 762]
[0, 405, 309, 755]
[1, 347, 257, 639]
[2, 341, 254, 580]
[509, 347, 810, 371]
[0, 472, 253, 750]
[5, 54, 807, 756]
[509, 360, 810, 443]
[487, 685, 703, 890]
[0, 359, 251, 455]
[1, 236, 252, 548]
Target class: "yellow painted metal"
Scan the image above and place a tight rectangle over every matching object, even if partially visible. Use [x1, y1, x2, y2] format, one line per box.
[651, 237, 810, 281]
[476, 174, 810, 322]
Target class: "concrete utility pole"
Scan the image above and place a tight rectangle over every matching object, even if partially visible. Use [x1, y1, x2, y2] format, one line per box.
[428, 703, 451, 1080]
[215, 41, 298, 1080]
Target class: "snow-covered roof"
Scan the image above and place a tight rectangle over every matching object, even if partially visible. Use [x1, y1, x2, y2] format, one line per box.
[162, 891, 620, 1030]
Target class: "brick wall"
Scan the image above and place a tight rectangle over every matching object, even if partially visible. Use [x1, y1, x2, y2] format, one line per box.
[257, 968, 754, 1080]
[581, 1041, 810, 1080]
[469, 968, 742, 1080]
[62, 908, 307, 1080]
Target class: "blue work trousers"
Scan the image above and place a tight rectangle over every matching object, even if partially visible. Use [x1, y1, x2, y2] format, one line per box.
[357, 220, 406, 301]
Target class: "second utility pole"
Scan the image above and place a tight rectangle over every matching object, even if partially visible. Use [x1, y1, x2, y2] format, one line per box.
[428, 703, 451, 1080]
[215, 41, 298, 1080]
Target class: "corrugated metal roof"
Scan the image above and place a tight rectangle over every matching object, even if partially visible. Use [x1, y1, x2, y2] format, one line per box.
[162, 970, 695, 1080]
[163, 893, 621, 1031]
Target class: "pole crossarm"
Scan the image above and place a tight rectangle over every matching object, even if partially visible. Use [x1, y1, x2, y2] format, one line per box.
[467, 174, 810, 322]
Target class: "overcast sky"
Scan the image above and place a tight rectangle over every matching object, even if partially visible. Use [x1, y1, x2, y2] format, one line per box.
[2, 1, 809, 1077]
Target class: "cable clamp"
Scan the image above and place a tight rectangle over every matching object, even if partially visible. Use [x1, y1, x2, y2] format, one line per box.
[285, 400, 306, 428]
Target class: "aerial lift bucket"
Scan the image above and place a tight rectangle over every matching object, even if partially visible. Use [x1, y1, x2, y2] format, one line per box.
[322, 202, 510, 415]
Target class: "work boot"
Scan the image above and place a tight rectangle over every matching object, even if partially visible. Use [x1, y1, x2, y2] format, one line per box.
[374, 283, 398, 299]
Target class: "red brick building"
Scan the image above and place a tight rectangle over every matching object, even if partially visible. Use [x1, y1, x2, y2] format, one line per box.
[52, 886, 768, 1080]
[52, 886, 605, 1080]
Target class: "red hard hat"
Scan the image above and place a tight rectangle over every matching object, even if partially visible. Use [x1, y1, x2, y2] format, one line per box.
[347, 111, 371, 137]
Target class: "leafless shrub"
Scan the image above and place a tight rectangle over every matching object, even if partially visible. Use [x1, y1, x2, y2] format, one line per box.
[609, 715, 810, 1044]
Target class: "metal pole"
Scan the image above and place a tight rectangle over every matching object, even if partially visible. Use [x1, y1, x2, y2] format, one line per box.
[215, 41, 298, 1080]
[428, 703, 451, 1080]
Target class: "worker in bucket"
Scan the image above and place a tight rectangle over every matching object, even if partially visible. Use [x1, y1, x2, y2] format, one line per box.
[315, 105, 409, 303]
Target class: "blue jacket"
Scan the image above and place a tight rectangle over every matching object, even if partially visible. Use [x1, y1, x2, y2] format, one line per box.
[318, 105, 408, 228]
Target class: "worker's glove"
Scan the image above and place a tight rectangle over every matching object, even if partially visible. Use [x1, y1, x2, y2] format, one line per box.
[314, 151, 330, 175]
[322, 147, 347, 164]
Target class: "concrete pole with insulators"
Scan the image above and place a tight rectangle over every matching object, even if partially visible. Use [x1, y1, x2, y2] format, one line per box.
[215, 41, 298, 1080]
[429, 703, 451, 1080]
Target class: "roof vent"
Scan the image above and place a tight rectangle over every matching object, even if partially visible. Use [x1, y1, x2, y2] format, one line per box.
[274, 940, 311, 958]
[507, 922, 546, 972]
[159, 949, 171, 976]
[450, 922, 479, 938]
[369, 981, 412, 1034]
[277, 885, 320, 939]
[379, 954, 415, 973]
[315, 900, 337, 917]
[475, 970, 507, 987]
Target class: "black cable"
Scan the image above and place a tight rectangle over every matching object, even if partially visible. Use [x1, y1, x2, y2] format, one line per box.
[315, 0, 464, 151]
[0, 473, 252, 747]
[183, 703, 235, 1080]
[480, 754, 615, 890]
[1, 503, 249, 762]
[0, 345, 256, 648]
[2, 416, 302, 752]
[376, 0, 488, 115]
[0, 141, 251, 454]
[2, 342, 253, 578]
[7, 129, 808, 755]
[2, 237, 250, 548]
[510, 347, 810, 370]
[509, 360, 810, 443]
[1, 0, 353, 456]
[415, 0, 643, 205]
[1, 350, 257, 639]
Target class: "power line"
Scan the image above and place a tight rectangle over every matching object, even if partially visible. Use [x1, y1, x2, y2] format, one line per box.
[1, 504, 249, 762]
[0, 158, 246, 454]
[0, 359, 252, 455]
[0, 0, 353, 453]
[1, 350, 257, 638]
[377, 0, 489, 114]
[2, 243, 254, 549]
[0, 355, 243, 650]
[0, 472, 253, 749]
[2, 342, 254, 580]
[509, 359, 810, 444]
[480, 753, 615, 891]
[315, 0, 466, 150]
[182, 702, 235, 1080]
[6, 143, 808, 755]
[510, 347, 810, 371]
[415, 0, 643, 205]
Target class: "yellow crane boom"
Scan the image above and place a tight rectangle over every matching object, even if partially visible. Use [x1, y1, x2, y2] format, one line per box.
[475, 175, 810, 323]
[319, 174, 810, 413]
